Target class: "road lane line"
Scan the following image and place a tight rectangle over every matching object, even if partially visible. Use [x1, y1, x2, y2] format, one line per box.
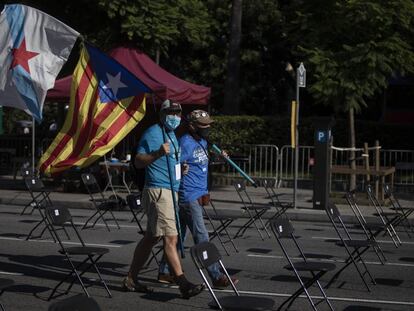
[73, 222, 138, 229]
[0, 236, 121, 248]
[247, 254, 414, 267]
[0, 271, 23, 276]
[311, 235, 414, 245]
[217, 289, 414, 307]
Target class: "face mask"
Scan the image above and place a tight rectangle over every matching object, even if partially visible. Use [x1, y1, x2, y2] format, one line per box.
[196, 127, 210, 139]
[164, 115, 181, 130]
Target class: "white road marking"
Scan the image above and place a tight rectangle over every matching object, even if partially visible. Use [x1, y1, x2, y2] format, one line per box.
[247, 254, 414, 267]
[0, 236, 121, 248]
[312, 235, 414, 245]
[0, 271, 23, 276]
[73, 222, 138, 229]
[217, 289, 414, 307]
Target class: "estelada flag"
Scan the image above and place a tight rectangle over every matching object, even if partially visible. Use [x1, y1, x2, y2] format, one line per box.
[39, 43, 151, 176]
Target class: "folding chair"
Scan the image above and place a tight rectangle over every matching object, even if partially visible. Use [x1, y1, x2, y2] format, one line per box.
[324, 203, 378, 292]
[20, 167, 38, 215]
[345, 190, 398, 250]
[81, 173, 120, 231]
[201, 197, 239, 255]
[384, 183, 414, 236]
[45, 205, 111, 300]
[0, 278, 14, 311]
[24, 177, 65, 242]
[262, 178, 292, 227]
[366, 184, 402, 246]
[48, 294, 101, 311]
[270, 219, 336, 311]
[233, 181, 271, 241]
[191, 242, 274, 311]
[125, 193, 160, 267]
[126, 193, 145, 234]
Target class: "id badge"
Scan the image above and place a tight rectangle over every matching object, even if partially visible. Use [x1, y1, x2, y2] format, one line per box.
[175, 163, 181, 180]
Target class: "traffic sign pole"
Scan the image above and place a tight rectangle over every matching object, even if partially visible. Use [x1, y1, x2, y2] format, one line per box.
[293, 63, 306, 209]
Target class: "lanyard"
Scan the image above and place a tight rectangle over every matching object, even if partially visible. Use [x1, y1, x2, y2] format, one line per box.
[165, 130, 179, 161]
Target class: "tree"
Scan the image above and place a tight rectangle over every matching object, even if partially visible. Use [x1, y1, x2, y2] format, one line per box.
[98, 0, 212, 60]
[223, 0, 242, 115]
[283, 0, 414, 189]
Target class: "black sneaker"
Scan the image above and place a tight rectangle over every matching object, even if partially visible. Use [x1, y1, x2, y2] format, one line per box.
[179, 282, 205, 299]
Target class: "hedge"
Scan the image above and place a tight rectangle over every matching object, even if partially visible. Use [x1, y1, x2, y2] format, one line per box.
[209, 116, 414, 151]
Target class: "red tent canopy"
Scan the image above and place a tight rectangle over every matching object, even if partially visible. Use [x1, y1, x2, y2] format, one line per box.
[46, 46, 210, 104]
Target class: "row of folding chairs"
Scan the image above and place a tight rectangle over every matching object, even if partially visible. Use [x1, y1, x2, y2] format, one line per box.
[20, 171, 409, 309]
[346, 185, 410, 248]
[192, 217, 338, 311]
[15, 177, 113, 302]
[384, 183, 414, 236]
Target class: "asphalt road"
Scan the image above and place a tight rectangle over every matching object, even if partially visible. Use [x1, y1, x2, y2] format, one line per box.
[1, 203, 414, 311]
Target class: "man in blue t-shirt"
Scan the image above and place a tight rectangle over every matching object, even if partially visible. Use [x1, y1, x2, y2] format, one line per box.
[158, 109, 238, 288]
[123, 100, 204, 299]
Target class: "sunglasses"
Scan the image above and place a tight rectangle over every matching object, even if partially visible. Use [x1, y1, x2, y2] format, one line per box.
[192, 111, 208, 119]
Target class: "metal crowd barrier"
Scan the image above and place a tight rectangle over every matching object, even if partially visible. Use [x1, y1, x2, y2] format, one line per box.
[0, 134, 413, 187]
[210, 144, 279, 182]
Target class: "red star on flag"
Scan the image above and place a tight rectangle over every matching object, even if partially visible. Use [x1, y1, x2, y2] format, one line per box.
[10, 38, 39, 74]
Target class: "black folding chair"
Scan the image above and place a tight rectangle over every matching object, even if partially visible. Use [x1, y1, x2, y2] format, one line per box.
[0, 278, 14, 311]
[191, 242, 274, 311]
[366, 184, 402, 246]
[233, 181, 271, 241]
[270, 219, 336, 311]
[324, 203, 378, 292]
[45, 206, 111, 300]
[81, 173, 120, 231]
[201, 197, 239, 255]
[48, 294, 101, 311]
[125, 193, 161, 267]
[24, 177, 65, 242]
[345, 190, 397, 250]
[262, 178, 291, 226]
[20, 167, 38, 215]
[384, 183, 414, 236]
[126, 193, 145, 234]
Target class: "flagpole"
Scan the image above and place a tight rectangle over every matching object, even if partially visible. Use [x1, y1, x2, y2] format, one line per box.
[162, 126, 185, 258]
[210, 143, 258, 187]
[32, 116, 35, 174]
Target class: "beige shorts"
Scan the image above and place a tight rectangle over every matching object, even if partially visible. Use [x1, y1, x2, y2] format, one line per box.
[142, 188, 178, 237]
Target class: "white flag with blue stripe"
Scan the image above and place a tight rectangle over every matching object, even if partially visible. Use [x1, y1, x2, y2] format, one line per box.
[0, 4, 79, 121]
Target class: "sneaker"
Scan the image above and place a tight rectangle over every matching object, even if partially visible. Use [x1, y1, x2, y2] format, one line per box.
[179, 282, 205, 299]
[122, 276, 154, 293]
[212, 275, 239, 289]
[157, 273, 175, 284]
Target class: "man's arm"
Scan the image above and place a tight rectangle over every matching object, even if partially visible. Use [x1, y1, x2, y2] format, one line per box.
[135, 142, 170, 168]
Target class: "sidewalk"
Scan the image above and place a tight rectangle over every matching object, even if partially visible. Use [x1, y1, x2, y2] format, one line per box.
[1, 182, 412, 225]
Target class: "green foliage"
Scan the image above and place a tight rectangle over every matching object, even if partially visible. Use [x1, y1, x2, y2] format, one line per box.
[284, 0, 414, 113]
[98, 0, 212, 56]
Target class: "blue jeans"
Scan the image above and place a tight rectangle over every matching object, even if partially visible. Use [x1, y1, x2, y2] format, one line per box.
[158, 200, 222, 281]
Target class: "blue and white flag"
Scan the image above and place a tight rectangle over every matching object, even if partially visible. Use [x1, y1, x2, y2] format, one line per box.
[0, 4, 79, 121]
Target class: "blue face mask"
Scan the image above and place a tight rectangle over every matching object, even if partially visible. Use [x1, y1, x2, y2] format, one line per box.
[164, 115, 181, 130]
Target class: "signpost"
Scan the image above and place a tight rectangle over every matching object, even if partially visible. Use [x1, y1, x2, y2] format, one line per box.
[293, 63, 306, 209]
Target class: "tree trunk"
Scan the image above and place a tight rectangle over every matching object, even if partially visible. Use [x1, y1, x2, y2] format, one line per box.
[223, 0, 242, 115]
[348, 107, 356, 191]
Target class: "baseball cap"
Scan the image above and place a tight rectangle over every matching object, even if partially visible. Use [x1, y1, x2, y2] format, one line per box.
[188, 110, 214, 125]
[160, 99, 182, 112]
